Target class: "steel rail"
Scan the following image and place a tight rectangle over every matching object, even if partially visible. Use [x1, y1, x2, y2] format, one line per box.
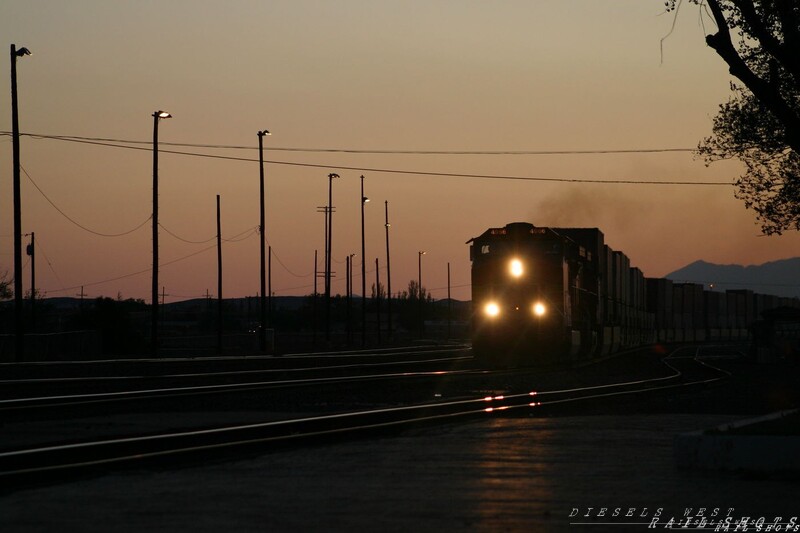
[0, 354, 472, 386]
[0, 366, 484, 410]
[0, 344, 469, 371]
[0, 349, 730, 484]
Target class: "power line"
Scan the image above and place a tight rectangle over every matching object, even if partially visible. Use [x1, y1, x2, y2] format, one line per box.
[223, 227, 259, 243]
[21, 164, 152, 238]
[45, 226, 258, 294]
[46, 245, 211, 293]
[159, 223, 217, 244]
[34, 237, 66, 294]
[8, 132, 729, 186]
[8, 131, 697, 155]
[263, 234, 312, 278]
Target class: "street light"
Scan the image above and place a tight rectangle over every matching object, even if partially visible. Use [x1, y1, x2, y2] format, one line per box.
[11, 44, 31, 361]
[418, 250, 426, 337]
[360, 175, 369, 346]
[151, 109, 172, 357]
[257, 129, 271, 353]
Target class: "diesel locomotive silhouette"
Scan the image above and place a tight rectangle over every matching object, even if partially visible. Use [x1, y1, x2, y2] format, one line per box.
[468, 222, 799, 367]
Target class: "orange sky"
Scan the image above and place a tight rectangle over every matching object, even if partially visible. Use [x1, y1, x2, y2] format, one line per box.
[2, 1, 798, 303]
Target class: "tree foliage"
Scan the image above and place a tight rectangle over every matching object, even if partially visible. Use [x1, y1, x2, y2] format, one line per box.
[668, 0, 800, 233]
[0, 272, 11, 300]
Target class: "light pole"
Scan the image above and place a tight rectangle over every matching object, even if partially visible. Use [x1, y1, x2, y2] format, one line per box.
[325, 173, 339, 342]
[418, 250, 426, 337]
[360, 175, 369, 346]
[257, 129, 270, 352]
[11, 44, 31, 361]
[151, 110, 172, 357]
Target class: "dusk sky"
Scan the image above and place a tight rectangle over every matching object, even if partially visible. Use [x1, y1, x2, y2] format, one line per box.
[2, 0, 799, 303]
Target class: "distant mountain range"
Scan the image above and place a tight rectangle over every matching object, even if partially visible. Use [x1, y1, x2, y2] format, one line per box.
[665, 258, 800, 299]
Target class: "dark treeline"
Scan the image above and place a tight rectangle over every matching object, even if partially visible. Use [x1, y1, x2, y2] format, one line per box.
[0, 279, 469, 359]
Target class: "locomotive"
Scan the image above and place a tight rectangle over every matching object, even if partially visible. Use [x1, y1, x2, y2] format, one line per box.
[468, 222, 799, 367]
[469, 222, 652, 367]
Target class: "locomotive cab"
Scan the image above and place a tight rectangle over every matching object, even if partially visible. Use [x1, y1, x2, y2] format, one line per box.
[469, 223, 573, 367]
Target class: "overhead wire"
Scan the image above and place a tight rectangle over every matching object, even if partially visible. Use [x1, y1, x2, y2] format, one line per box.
[5, 132, 730, 186]
[159, 223, 217, 244]
[21, 164, 152, 238]
[263, 233, 313, 278]
[223, 227, 259, 243]
[5, 130, 737, 298]
[45, 225, 258, 294]
[34, 237, 66, 295]
[17, 160, 283, 293]
[11, 132, 697, 155]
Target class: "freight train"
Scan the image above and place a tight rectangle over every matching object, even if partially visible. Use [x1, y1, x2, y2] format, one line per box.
[467, 222, 800, 367]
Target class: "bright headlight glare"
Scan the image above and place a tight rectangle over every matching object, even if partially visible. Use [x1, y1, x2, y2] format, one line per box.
[509, 258, 524, 278]
[484, 302, 500, 318]
[532, 302, 546, 317]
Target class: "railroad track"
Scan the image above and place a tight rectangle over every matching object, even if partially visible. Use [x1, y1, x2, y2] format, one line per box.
[0, 344, 471, 379]
[0, 345, 734, 487]
[0, 345, 472, 407]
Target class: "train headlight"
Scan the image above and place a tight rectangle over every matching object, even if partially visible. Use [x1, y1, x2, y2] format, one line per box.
[509, 258, 524, 278]
[532, 302, 546, 317]
[484, 302, 501, 318]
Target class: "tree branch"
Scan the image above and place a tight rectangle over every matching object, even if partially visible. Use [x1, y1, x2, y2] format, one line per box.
[705, 0, 800, 153]
[732, 0, 800, 83]
[775, 0, 800, 53]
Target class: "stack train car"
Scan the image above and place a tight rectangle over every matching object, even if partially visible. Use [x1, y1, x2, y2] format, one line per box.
[468, 222, 800, 367]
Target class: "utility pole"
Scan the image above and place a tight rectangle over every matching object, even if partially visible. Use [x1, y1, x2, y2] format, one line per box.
[326, 173, 339, 343]
[447, 262, 452, 341]
[268, 245, 272, 328]
[348, 253, 355, 346]
[418, 251, 426, 337]
[346, 255, 351, 345]
[77, 286, 86, 322]
[384, 201, 392, 340]
[26, 232, 35, 330]
[315, 208, 328, 348]
[11, 44, 31, 361]
[217, 195, 223, 355]
[313, 250, 318, 347]
[375, 257, 381, 345]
